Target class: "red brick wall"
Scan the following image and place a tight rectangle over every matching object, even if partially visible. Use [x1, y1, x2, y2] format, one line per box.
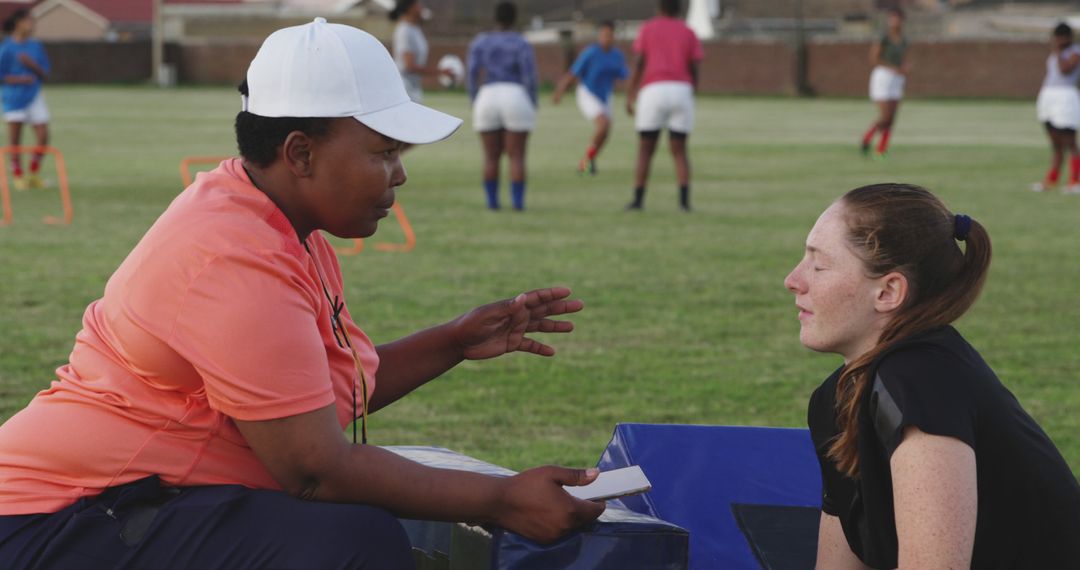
[42, 38, 1052, 100]
[168, 42, 260, 86]
[806, 40, 1046, 98]
[423, 39, 1049, 99]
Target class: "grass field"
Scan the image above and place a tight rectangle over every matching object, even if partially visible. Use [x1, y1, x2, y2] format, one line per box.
[1, 86, 1077, 477]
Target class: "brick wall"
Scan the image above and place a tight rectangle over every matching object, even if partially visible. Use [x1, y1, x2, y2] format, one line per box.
[42, 41, 152, 83]
[42, 38, 1050, 100]
[806, 40, 1046, 98]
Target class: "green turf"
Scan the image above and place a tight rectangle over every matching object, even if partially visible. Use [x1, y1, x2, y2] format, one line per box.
[1, 86, 1077, 477]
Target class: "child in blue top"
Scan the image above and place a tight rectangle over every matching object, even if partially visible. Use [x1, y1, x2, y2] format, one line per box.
[0, 10, 50, 191]
[553, 21, 628, 175]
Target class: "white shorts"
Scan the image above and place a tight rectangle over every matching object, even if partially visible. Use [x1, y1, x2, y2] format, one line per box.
[472, 82, 535, 132]
[869, 66, 905, 102]
[575, 84, 611, 121]
[1037, 86, 1080, 130]
[635, 81, 695, 134]
[3, 92, 49, 124]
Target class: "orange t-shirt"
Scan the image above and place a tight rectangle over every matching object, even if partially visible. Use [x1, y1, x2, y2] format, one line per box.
[0, 159, 378, 515]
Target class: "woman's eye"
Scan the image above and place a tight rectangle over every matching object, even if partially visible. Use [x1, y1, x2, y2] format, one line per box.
[813, 266, 825, 272]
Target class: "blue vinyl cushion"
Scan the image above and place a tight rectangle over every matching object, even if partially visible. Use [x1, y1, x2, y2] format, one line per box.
[597, 424, 822, 569]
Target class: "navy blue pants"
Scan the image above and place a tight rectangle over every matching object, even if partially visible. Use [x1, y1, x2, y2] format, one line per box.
[0, 476, 415, 569]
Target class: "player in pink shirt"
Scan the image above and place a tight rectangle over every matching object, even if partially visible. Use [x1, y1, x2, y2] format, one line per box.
[0, 18, 603, 568]
[625, 0, 704, 211]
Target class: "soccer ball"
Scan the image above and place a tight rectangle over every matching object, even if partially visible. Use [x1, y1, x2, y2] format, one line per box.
[437, 54, 465, 88]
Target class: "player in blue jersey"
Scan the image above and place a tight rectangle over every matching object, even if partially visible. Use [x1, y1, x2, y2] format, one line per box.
[0, 10, 50, 191]
[552, 21, 628, 175]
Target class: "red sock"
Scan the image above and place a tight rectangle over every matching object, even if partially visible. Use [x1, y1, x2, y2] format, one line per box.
[30, 153, 42, 174]
[1047, 167, 1061, 184]
[1069, 156, 1080, 184]
[10, 156, 21, 177]
[585, 145, 598, 160]
[876, 129, 892, 154]
[862, 125, 877, 146]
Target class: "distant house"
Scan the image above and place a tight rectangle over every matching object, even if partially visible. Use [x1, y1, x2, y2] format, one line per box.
[30, 0, 153, 40]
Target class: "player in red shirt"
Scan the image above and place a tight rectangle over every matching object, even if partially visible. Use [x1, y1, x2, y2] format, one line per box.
[625, 0, 704, 211]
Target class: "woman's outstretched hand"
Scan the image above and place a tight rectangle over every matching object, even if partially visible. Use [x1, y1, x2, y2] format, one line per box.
[451, 287, 583, 360]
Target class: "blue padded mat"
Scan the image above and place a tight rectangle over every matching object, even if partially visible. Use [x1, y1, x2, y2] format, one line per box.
[597, 424, 822, 569]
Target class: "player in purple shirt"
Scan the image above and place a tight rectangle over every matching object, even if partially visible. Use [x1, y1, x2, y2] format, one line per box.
[552, 21, 628, 175]
[467, 2, 538, 210]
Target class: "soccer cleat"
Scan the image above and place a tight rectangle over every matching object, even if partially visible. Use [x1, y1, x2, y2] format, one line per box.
[28, 174, 44, 189]
[1030, 181, 1051, 192]
[1063, 184, 1080, 195]
[625, 202, 642, 211]
[12, 176, 28, 191]
[872, 151, 887, 161]
[860, 141, 871, 156]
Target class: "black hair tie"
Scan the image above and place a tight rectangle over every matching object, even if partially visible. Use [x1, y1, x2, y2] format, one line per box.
[954, 214, 972, 241]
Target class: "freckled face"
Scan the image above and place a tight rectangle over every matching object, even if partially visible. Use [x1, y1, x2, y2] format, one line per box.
[783, 202, 887, 362]
[307, 118, 407, 239]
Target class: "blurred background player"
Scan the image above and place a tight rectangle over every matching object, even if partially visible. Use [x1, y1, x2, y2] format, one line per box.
[0, 9, 50, 191]
[552, 21, 628, 176]
[467, 1, 537, 211]
[391, 0, 451, 103]
[1032, 22, 1080, 194]
[861, 8, 908, 159]
[625, 0, 703, 212]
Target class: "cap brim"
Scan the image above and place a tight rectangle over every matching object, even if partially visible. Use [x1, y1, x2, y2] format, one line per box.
[354, 100, 463, 145]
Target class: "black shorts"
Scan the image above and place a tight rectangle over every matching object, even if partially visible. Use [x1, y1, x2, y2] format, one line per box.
[0, 476, 415, 569]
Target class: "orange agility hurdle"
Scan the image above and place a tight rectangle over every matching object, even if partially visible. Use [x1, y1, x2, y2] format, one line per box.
[179, 155, 231, 188]
[0, 145, 72, 226]
[335, 201, 416, 255]
[178, 155, 416, 254]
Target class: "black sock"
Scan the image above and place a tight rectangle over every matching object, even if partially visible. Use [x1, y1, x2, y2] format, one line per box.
[631, 186, 645, 207]
[679, 185, 690, 208]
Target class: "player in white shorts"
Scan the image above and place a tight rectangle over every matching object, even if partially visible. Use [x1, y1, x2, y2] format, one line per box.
[0, 10, 50, 191]
[1032, 22, 1080, 194]
[625, 0, 703, 211]
[466, 1, 537, 210]
[860, 8, 908, 159]
[552, 21, 628, 175]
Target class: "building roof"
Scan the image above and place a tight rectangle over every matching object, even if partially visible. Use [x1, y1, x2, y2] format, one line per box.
[0, 0, 37, 23]
[32, 0, 250, 27]
[69, 0, 149, 23]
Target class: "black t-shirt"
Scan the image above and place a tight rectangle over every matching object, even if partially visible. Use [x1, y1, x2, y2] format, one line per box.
[808, 326, 1080, 569]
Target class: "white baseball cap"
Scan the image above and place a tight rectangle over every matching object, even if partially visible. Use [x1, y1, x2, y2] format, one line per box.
[244, 17, 462, 145]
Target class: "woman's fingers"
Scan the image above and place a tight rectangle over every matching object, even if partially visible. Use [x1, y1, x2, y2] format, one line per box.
[527, 319, 574, 333]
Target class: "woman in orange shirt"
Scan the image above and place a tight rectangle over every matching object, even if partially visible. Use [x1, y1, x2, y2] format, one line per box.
[0, 19, 603, 568]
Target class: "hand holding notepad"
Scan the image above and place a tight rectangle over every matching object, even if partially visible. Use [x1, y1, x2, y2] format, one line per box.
[563, 466, 652, 502]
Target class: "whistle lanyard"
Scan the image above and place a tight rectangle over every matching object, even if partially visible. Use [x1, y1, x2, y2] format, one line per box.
[302, 240, 368, 445]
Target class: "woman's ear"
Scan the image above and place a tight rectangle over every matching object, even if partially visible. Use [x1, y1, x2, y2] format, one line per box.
[282, 131, 314, 178]
[875, 271, 908, 314]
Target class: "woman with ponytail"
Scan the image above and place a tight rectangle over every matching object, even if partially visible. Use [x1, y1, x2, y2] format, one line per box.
[784, 183, 1080, 569]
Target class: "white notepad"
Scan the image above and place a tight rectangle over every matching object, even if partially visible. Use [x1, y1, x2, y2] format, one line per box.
[563, 465, 652, 501]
